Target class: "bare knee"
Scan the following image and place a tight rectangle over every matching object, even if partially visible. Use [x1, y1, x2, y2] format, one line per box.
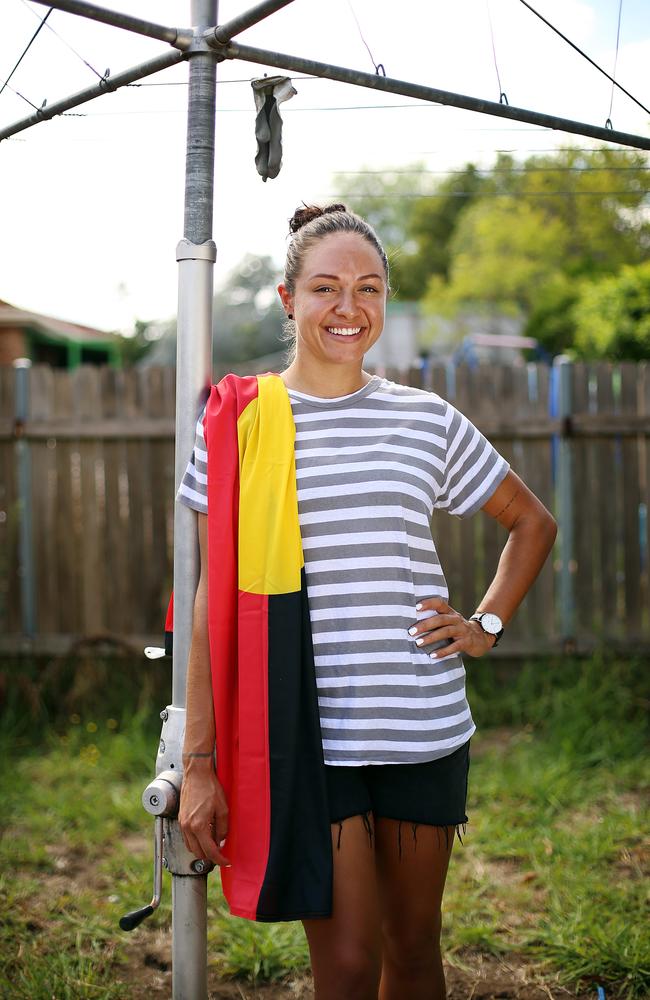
[313, 944, 381, 999]
[382, 910, 442, 972]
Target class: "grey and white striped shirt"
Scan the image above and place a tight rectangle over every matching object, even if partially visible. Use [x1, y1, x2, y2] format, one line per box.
[177, 375, 509, 766]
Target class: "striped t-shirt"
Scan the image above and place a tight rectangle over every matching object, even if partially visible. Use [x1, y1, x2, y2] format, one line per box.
[177, 375, 509, 766]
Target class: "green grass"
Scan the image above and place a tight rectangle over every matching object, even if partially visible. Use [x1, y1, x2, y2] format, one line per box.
[1, 654, 648, 997]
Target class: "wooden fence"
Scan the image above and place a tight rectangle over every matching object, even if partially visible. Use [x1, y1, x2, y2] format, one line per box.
[1, 361, 649, 656]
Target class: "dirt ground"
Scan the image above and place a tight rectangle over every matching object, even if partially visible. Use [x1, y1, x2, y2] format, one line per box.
[124, 936, 590, 1000]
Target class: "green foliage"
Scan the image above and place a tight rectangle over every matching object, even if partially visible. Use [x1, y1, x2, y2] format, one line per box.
[337, 147, 650, 357]
[334, 163, 486, 299]
[572, 262, 650, 360]
[115, 319, 167, 367]
[332, 164, 431, 247]
[428, 199, 569, 314]
[509, 147, 650, 280]
[211, 910, 309, 981]
[392, 164, 487, 298]
[524, 273, 579, 356]
[466, 654, 648, 765]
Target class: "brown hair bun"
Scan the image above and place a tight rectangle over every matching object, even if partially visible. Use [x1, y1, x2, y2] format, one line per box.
[288, 203, 348, 235]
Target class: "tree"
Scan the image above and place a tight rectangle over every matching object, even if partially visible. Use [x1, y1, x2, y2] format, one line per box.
[117, 318, 172, 366]
[524, 274, 579, 357]
[394, 164, 485, 297]
[502, 148, 649, 281]
[421, 147, 650, 354]
[137, 254, 285, 367]
[331, 164, 430, 247]
[333, 163, 486, 299]
[212, 253, 284, 364]
[572, 262, 650, 360]
[425, 199, 569, 315]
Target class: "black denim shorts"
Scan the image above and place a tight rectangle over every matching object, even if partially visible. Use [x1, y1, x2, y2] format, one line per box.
[323, 739, 471, 829]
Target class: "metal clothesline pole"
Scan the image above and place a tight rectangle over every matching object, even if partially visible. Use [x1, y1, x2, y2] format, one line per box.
[27, 0, 191, 46]
[167, 2, 218, 995]
[212, 0, 296, 43]
[0, 49, 187, 141]
[210, 38, 650, 151]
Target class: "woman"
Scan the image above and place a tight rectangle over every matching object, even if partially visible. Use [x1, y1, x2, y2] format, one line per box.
[177, 204, 557, 999]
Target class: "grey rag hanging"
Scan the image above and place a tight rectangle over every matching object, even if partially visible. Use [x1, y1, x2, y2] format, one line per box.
[251, 76, 297, 182]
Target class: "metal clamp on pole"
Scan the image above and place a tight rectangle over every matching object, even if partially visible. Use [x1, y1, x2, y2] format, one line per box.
[119, 707, 215, 933]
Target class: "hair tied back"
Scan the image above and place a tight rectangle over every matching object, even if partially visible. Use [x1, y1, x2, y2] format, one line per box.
[289, 202, 348, 235]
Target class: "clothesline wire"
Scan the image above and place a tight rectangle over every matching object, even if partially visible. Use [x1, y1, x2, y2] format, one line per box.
[486, 0, 507, 103]
[516, 0, 650, 117]
[128, 75, 321, 87]
[0, 5, 52, 98]
[1, 79, 39, 111]
[346, 0, 385, 76]
[608, 0, 624, 123]
[19, 0, 104, 80]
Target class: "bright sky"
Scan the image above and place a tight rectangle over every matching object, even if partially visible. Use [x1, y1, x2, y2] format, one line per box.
[1, 0, 648, 333]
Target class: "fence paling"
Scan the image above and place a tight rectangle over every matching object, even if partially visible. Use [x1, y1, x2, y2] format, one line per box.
[1, 361, 649, 655]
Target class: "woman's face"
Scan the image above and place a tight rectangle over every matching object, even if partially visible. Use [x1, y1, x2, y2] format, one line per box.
[278, 232, 387, 368]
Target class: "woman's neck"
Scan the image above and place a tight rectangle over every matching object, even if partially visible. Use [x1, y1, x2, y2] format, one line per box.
[280, 362, 372, 399]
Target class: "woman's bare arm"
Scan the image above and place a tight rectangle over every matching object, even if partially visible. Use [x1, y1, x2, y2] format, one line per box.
[476, 469, 558, 625]
[183, 513, 215, 757]
[406, 470, 557, 657]
[178, 512, 231, 867]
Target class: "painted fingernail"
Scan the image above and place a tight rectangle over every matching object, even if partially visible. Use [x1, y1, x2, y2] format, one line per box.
[416, 637, 425, 646]
[415, 602, 423, 611]
[408, 626, 418, 635]
[219, 839, 226, 848]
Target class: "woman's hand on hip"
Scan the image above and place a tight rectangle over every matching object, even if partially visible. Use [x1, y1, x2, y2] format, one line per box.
[408, 596, 495, 659]
[179, 761, 231, 868]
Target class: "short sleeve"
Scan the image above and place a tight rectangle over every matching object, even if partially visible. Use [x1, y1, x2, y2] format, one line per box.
[435, 402, 509, 517]
[176, 405, 208, 513]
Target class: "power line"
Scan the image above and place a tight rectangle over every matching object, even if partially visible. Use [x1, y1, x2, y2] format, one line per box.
[338, 165, 649, 176]
[329, 189, 650, 199]
[517, 0, 650, 119]
[413, 146, 649, 154]
[0, 6, 52, 98]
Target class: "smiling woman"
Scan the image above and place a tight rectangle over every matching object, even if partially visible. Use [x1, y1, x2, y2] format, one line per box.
[276, 204, 390, 394]
[175, 202, 557, 1000]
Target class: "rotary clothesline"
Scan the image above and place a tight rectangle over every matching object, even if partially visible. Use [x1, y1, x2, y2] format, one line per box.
[1, 0, 649, 150]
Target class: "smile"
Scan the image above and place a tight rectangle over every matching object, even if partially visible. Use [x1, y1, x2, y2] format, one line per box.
[326, 327, 362, 338]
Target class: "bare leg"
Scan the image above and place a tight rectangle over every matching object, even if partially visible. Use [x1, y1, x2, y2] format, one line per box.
[302, 814, 382, 1000]
[375, 820, 456, 1000]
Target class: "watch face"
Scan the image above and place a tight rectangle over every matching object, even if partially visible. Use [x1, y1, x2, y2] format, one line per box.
[480, 613, 503, 635]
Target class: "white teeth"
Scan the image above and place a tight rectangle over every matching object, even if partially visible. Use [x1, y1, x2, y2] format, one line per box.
[327, 327, 361, 336]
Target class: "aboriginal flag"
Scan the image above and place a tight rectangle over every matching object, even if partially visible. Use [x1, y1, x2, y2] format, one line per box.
[176, 373, 332, 922]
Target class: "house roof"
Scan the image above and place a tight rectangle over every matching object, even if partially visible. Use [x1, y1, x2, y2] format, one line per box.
[0, 298, 117, 344]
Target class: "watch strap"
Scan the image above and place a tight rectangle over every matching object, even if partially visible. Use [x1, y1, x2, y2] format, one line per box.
[469, 612, 504, 648]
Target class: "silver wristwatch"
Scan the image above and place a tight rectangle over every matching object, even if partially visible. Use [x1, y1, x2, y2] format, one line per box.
[469, 612, 504, 648]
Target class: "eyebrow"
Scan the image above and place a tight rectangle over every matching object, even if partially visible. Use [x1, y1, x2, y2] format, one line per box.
[309, 272, 384, 281]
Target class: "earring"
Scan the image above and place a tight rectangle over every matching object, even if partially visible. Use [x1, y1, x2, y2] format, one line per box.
[288, 313, 294, 320]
